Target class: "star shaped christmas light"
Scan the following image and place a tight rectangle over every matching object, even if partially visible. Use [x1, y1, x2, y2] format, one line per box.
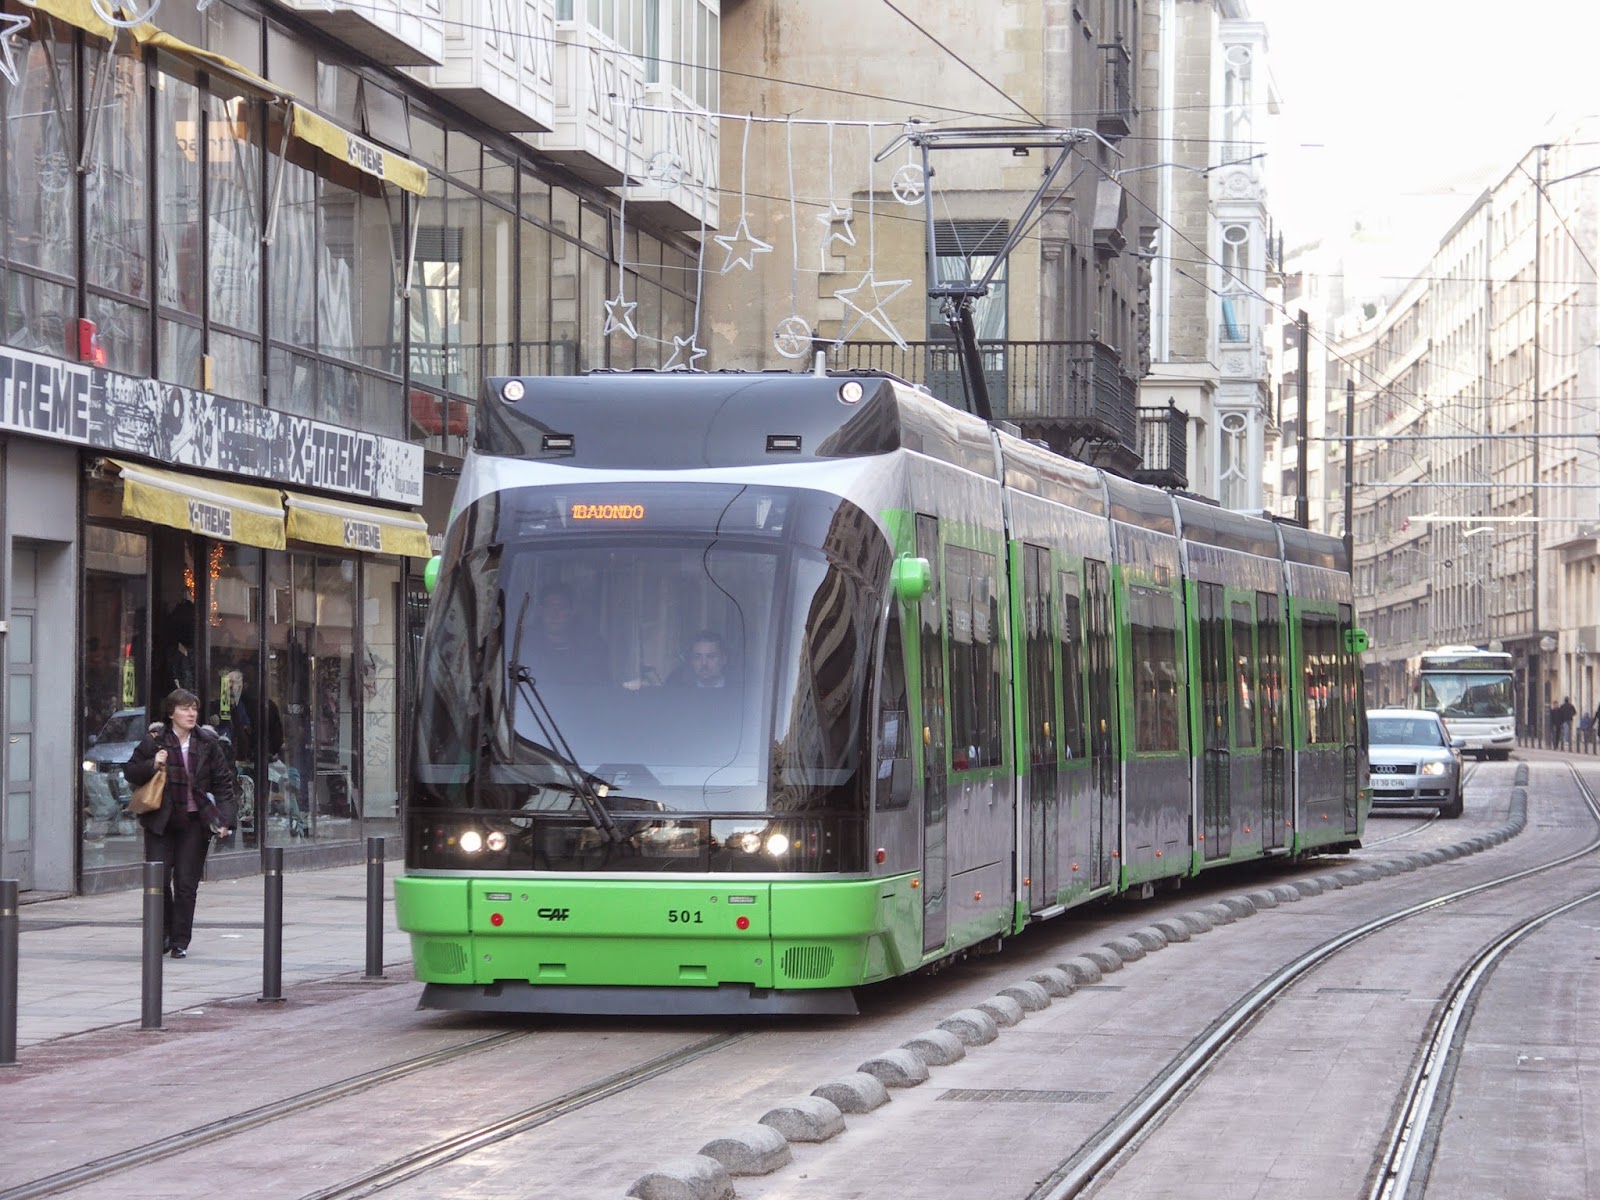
[816, 203, 857, 270]
[834, 272, 912, 350]
[0, 12, 29, 87]
[663, 335, 707, 371]
[713, 216, 773, 274]
[602, 293, 639, 339]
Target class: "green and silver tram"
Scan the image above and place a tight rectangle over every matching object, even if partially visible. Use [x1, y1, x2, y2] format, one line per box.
[396, 372, 1368, 1015]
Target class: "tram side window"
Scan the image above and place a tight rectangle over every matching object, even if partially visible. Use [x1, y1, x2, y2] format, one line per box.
[1231, 599, 1257, 748]
[1058, 570, 1086, 761]
[1300, 611, 1344, 745]
[1130, 584, 1180, 752]
[1256, 591, 1282, 746]
[874, 607, 911, 811]
[946, 546, 1003, 769]
[1023, 547, 1053, 765]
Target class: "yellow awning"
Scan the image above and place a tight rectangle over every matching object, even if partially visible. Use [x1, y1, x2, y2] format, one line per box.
[288, 102, 427, 196]
[106, 459, 287, 550]
[20, 0, 115, 42]
[130, 23, 291, 104]
[283, 491, 431, 558]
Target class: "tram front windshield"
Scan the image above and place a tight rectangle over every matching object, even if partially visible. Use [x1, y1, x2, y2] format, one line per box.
[414, 483, 879, 822]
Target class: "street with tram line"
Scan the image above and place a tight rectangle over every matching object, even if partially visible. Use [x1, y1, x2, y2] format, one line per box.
[3, 754, 1597, 1200]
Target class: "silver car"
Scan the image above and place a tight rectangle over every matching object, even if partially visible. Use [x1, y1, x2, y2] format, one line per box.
[1367, 709, 1465, 818]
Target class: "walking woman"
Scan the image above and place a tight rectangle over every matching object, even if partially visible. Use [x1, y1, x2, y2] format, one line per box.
[124, 688, 238, 958]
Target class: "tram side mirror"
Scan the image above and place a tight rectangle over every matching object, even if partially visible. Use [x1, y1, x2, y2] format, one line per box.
[892, 556, 932, 604]
[1345, 628, 1370, 654]
[424, 555, 442, 595]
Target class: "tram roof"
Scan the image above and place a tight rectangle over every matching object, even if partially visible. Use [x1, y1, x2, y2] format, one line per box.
[475, 371, 999, 474]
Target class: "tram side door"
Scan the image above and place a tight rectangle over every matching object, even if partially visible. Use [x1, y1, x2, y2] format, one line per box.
[1022, 545, 1057, 912]
[1259, 591, 1286, 849]
[916, 516, 949, 954]
[1197, 582, 1230, 860]
[1083, 558, 1118, 888]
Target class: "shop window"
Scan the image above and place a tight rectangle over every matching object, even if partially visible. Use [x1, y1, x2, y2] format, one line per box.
[81, 526, 150, 870]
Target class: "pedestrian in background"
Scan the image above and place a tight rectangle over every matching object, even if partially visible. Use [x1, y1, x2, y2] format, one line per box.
[124, 688, 238, 958]
[1554, 696, 1577, 750]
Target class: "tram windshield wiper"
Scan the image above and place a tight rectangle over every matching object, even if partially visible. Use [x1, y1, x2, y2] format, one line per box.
[503, 594, 624, 843]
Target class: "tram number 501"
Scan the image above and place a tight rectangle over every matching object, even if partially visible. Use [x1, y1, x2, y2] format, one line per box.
[666, 909, 704, 924]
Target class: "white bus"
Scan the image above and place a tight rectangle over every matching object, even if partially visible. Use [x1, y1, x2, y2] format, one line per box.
[1407, 645, 1515, 760]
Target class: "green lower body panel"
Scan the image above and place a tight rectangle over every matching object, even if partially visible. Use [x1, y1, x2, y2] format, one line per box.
[396, 873, 922, 1000]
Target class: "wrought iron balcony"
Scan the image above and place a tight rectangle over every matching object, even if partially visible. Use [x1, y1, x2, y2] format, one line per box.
[1133, 402, 1189, 490]
[830, 339, 1139, 458]
[1097, 42, 1134, 141]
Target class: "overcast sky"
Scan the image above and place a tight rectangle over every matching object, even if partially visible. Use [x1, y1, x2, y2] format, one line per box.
[1248, 1, 1600, 286]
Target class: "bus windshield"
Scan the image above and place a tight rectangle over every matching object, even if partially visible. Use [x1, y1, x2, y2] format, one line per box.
[1419, 672, 1514, 719]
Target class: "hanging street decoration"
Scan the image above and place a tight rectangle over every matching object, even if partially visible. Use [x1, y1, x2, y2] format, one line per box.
[645, 150, 687, 189]
[663, 335, 708, 371]
[87, 0, 161, 27]
[713, 115, 772, 274]
[603, 294, 639, 340]
[817, 202, 857, 269]
[891, 163, 926, 205]
[816, 123, 857, 269]
[773, 316, 813, 360]
[715, 216, 773, 274]
[603, 103, 642, 343]
[834, 272, 911, 350]
[0, 11, 29, 88]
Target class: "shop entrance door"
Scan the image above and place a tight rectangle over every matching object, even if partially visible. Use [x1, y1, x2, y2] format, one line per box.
[4, 545, 37, 889]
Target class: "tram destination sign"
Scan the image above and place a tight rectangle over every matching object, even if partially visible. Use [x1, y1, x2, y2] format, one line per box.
[0, 343, 423, 505]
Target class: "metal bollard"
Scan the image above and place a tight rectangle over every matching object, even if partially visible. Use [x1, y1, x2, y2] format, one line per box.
[140, 861, 164, 1031]
[364, 836, 385, 979]
[1, 879, 18, 1065]
[261, 847, 284, 1002]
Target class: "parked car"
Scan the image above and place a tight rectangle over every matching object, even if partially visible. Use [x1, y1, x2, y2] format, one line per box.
[1367, 708, 1465, 818]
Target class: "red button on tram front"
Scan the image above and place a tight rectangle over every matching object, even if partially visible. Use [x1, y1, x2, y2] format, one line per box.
[490, 912, 504, 927]
[736, 916, 750, 931]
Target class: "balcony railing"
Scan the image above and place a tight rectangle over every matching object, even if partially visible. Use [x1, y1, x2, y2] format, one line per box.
[1098, 43, 1134, 140]
[1133, 403, 1188, 490]
[830, 339, 1138, 454]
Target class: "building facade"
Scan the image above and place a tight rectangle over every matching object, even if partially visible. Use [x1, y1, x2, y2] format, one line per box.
[1136, 0, 1279, 508]
[1308, 125, 1600, 731]
[0, 0, 715, 894]
[708, 0, 1159, 477]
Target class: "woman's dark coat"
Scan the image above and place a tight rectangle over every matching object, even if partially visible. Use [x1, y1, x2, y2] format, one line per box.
[125, 722, 238, 836]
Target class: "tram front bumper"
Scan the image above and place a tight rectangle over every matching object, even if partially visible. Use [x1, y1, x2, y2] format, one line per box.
[395, 874, 920, 997]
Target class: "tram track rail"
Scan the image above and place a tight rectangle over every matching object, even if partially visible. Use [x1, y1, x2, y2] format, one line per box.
[301, 1031, 749, 1200]
[0, 1030, 533, 1200]
[0, 1026, 747, 1200]
[1028, 761, 1600, 1200]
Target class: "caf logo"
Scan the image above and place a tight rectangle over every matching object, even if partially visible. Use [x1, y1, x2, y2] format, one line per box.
[537, 907, 571, 921]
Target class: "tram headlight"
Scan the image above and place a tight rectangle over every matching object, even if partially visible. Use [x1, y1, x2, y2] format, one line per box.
[486, 831, 507, 852]
[766, 832, 791, 857]
[736, 831, 762, 855]
[1420, 761, 1447, 777]
[459, 830, 484, 853]
[83, 760, 97, 772]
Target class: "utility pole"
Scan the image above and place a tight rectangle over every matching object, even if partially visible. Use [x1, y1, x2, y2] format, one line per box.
[1343, 377, 1355, 566]
[1295, 310, 1309, 527]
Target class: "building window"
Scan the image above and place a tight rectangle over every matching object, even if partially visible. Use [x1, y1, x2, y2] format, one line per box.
[1220, 411, 1249, 510]
[0, 30, 76, 357]
[85, 42, 151, 376]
